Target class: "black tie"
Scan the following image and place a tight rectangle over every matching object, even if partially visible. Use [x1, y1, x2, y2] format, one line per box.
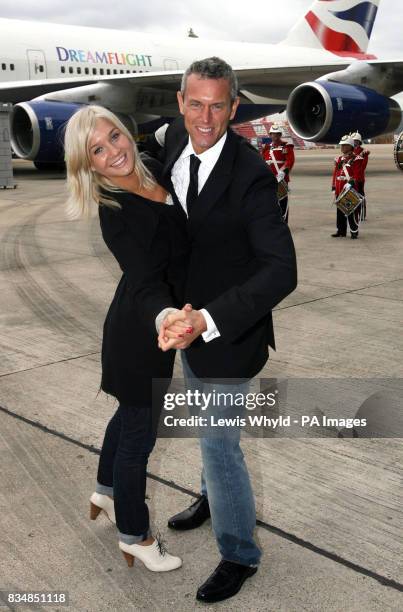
[186, 154, 201, 216]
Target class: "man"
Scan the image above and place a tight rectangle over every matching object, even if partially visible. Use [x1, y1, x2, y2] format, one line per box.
[331, 135, 362, 239]
[352, 131, 370, 220]
[155, 57, 297, 603]
[262, 125, 295, 223]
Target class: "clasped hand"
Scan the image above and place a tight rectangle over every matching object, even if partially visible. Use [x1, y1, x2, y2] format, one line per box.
[158, 304, 207, 351]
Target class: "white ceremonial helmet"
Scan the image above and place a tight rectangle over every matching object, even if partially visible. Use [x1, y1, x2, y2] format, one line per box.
[269, 124, 282, 134]
[351, 132, 362, 142]
[339, 135, 355, 147]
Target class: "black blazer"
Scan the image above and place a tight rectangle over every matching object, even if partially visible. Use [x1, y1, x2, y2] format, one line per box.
[98, 160, 188, 405]
[162, 118, 297, 380]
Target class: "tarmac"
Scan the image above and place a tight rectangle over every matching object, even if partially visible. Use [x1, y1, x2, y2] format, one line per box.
[0, 146, 402, 611]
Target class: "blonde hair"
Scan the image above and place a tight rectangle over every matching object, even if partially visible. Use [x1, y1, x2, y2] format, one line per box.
[64, 105, 155, 218]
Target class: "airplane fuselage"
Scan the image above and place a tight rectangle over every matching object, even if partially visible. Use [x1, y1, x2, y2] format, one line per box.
[0, 17, 343, 88]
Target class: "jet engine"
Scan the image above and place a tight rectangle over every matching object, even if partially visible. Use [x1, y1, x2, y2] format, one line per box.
[287, 81, 401, 143]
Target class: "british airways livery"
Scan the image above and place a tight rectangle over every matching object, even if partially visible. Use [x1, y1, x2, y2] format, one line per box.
[0, 0, 402, 168]
[284, 0, 379, 57]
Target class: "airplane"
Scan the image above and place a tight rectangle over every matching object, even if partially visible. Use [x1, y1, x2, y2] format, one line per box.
[0, 0, 402, 169]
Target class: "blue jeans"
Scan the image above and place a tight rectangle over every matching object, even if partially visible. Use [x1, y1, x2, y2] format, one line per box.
[181, 352, 261, 567]
[96, 403, 159, 544]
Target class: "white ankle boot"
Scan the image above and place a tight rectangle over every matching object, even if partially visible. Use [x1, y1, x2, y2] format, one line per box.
[119, 536, 182, 572]
[90, 492, 116, 524]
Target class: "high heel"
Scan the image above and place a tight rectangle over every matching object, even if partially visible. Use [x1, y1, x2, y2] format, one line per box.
[90, 502, 102, 520]
[89, 492, 116, 524]
[122, 551, 134, 567]
[119, 534, 182, 572]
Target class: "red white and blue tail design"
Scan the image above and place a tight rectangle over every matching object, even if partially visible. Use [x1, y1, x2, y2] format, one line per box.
[282, 0, 380, 59]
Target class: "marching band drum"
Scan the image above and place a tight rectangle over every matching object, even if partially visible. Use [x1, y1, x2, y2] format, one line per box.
[335, 184, 364, 217]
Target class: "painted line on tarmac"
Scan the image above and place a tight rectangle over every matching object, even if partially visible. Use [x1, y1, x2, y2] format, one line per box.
[0, 352, 100, 379]
[0, 402, 402, 594]
[276, 277, 403, 310]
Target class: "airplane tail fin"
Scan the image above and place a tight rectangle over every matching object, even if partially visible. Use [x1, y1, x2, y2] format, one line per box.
[281, 0, 380, 58]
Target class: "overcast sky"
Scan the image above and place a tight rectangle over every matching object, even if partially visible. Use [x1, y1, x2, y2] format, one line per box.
[0, 0, 401, 58]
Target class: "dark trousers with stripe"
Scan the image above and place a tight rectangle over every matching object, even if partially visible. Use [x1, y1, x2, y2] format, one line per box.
[356, 181, 366, 220]
[336, 207, 359, 236]
[279, 196, 289, 224]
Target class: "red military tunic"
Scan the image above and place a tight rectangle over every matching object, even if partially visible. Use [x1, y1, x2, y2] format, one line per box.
[353, 145, 370, 183]
[262, 140, 295, 182]
[332, 153, 361, 197]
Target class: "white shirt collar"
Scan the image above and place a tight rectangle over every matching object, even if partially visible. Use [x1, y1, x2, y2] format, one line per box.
[179, 131, 227, 166]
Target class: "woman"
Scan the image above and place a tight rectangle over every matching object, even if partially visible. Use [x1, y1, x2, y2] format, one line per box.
[64, 105, 189, 572]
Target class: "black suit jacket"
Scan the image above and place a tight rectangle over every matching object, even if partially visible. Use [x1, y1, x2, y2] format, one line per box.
[162, 118, 297, 380]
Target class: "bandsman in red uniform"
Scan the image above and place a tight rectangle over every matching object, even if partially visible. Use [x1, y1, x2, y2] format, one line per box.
[331, 135, 362, 239]
[351, 131, 370, 220]
[262, 125, 295, 223]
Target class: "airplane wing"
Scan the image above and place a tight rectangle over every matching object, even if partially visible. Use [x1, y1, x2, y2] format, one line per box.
[0, 71, 184, 104]
[3, 59, 403, 110]
[0, 61, 353, 114]
[0, 77, 97, 103]
[236, 60, 403, 99]
[317, 59, 403, 98]
[360, 59, 403, 94]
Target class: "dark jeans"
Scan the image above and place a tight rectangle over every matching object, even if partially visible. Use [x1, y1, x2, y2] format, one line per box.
[96, 403, 160, 544]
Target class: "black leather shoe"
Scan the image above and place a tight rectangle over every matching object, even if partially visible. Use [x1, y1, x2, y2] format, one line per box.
[196, 560, 258, 603]
[168, 495, 210, 530]
[351, 233, 358, 239]
[331, 232, 346, 237]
